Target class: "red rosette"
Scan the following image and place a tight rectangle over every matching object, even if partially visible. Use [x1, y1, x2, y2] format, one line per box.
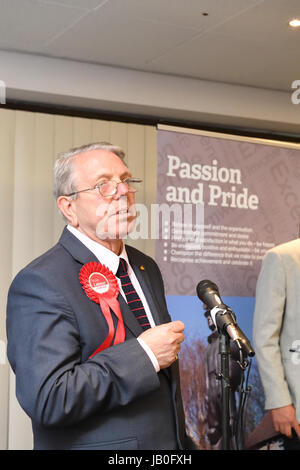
[79, 262, 125, 357]
[79, 261, 119, 302]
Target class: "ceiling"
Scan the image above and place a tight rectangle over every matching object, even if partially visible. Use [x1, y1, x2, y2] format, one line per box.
[0, 0, 299, 93]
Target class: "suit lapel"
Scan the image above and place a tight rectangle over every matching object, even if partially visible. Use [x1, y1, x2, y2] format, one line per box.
[130, 262, 163, 327]
[59, 226, 99, 265]
[59, 227, 143, 338]
[131, 260, 173, 381]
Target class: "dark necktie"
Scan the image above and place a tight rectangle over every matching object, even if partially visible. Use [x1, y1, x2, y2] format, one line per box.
[116, 258, 151, 330]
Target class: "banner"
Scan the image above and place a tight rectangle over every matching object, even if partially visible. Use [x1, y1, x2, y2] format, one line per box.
[156, 125, 300, 449]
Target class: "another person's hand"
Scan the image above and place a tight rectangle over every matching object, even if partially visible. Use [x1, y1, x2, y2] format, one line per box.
[272, 404, 300, 439]
[139, 321, 185, 369]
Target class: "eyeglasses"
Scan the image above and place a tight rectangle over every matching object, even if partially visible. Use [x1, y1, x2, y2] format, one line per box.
[65, 177, 142, 198]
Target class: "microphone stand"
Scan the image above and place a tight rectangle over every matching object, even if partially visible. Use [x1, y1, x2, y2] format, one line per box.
[217, 330, 252, 450]
[218, 331, 231, 450]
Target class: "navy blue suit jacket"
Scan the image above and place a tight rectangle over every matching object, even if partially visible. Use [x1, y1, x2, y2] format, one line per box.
[6, 227, 190, 450]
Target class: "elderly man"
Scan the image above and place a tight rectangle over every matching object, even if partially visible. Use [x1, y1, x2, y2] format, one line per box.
[6, 142, 190, 450]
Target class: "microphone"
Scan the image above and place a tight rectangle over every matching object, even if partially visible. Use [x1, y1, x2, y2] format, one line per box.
[196, 280, 255, 357]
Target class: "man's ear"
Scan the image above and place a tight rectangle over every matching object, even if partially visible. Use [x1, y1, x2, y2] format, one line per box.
[57, 196, 78, 226]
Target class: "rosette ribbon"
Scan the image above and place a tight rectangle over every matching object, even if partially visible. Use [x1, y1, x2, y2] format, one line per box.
[79, 262, 125, 358]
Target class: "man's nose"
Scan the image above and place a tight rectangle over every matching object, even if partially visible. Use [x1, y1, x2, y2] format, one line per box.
[113, 181, 129, 199]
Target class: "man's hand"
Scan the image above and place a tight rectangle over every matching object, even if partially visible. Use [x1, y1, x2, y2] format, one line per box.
[271, 404, 300, 439]
[139, 321, 185, 369]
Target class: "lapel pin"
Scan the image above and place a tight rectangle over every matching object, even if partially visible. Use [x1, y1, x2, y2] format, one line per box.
[140, 265, 145, 271]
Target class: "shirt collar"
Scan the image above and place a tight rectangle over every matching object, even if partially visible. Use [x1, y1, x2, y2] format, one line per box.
[67, 225, 130, 275]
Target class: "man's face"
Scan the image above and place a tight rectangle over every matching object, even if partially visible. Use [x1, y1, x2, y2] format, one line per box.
[70, 149, 137, 242]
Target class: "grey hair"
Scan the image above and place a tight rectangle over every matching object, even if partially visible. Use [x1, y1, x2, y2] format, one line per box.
[53, 142, 126, 200]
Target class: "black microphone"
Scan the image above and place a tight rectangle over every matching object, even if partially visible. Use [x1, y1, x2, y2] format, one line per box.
[196, 280, 255, 357]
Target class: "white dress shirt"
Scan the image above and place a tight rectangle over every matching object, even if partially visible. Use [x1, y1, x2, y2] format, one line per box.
[67, 225, 160, 372]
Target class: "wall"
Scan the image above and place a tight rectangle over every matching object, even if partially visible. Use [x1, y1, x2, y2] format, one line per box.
[0, 108, 156, 449]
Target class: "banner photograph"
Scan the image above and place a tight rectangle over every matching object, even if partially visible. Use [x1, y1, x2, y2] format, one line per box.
[155, 125, 300, 449]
